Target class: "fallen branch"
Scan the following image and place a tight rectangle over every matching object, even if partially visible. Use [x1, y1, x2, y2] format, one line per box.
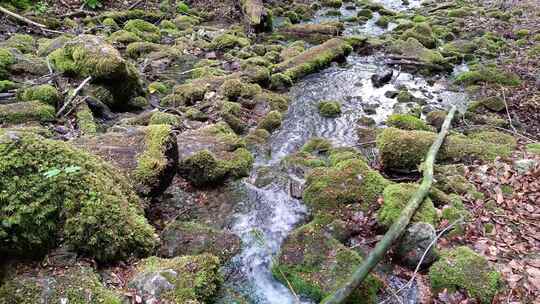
[321, 106, 458, 304]
[56, 76, 92, 117]
[0, 5, 47, 28]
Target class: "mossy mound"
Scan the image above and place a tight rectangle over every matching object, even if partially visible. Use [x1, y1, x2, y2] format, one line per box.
[376, 128, 516, 172]
[1, 34, 35, 53]
[17, 84, 61, 106]
[159, 221, 241, 262]
[389, 38, 445, 68]
[149, 111, 182, 126]
[130, 254, 222, 303]
[160, 82, 208, 107]
[0, 132, 156, 262]
[124, 19, 161, 43]
[220, 78, 262, 101]
[429, 246, 502, 303]
[400, 22, 436, 48]
[386, 114, 433, 131]
[272, 218, 381, 303]
[74, 125, 178, 196]
[75, 103, 97, 135]
[279, 23, 344, 44]
[258, 110, 283, 132]
[377, 183, 438, 228]
[455, 64, 521, 86]
[318, 100, 342, 117]
[210, 33, 250, 51]
[48, 35, 144, 111]
[0, 264, 121, 303]
[0, 101, 55, 125]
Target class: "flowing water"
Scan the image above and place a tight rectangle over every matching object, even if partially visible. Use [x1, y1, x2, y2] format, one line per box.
[223, 1, 467, 303]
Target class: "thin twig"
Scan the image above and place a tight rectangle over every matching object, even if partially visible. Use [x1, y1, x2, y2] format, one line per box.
[500, 86, 517, 134]
[0, 5, 46, 28]
[56, 76, 92, 117]
[128, 0, 144, 10]
[378, 217, 464, 304]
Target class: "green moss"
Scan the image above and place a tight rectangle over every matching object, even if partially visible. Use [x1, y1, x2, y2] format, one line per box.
[0, 132, 157, 261]
[0, 48, 15, 79]
[272, 218, 380, 303]
[134, 125, 174, 188]
[321, 0, 342, 8]
[514, 29, 530, 39]
[377, 128, 516, 172]
[258, 110, 282, 132]
[378, 183, 437, 227]
[190, 66, 226, 79]
[246, 128, 271, 145]
[148, 81, 169, 94]
[357, 9, 373, 18]
[386, 114, 433, 131]
[455, 65, 521, 86]
[221, 101, 246, 134]
[102, 17, 119, 30]
[109, 30, 142, 44]
[270, 72, 293, 89]
[0, 100, 55, 124]
[389, 38, 445, 67]
[220, 78, 262, 101]
[400, 22, 436, 48]
[526, 143, 540, 155]
[2, 34, 35, 53]
[448, 8, 470, 18]
[184, 107, 208, 121]
[125, 41, 164, 58]
[210, 33, 250, 51]
[375, 15, 391, 27]
[0, 265, 121, 304]
[318, 100, 342, 118]
[174, 15, 199, 29]
[0, 80, 16, 92]
[123, 19, 161, 43]
[135, 254, 222, 303]
[429, 246, 502, 303]
[161, 83, 207, 107]
[75, 103, 97, 135]
[149, 111, 182, 126]
[17, 84, 60, 106]
[254, 92, 289, 112]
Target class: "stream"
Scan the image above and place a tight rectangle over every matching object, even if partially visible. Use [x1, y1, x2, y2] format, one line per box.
[221, 1, 467, 303]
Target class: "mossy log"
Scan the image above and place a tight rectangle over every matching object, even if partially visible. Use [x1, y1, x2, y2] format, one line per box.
[279, 23, 343, 43]
[74, 125, 178, 196]
[240, 0, 273, 32]
[322, 106, 457, 304]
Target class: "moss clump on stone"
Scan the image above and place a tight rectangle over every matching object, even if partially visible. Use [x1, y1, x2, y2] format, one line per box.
[102, 17, 119, 31]
[318, 100, 342, 117]
[0, 80, 16, 92]
[377, 183, 438, 227]
[178, 148, 254, 187]
[400, 22, 436, 48]
[0, 101, 55, 124]
[125, 41, 165, 58]
[526, 143, 540, 155]
[160, 83, 207, 107]
[376, 128, 516, 172]
[254, 92, 290, 112]
[2, 34, 35, 53]
[272, 218, 381, 303]
[221, 101, 246, 134]
[258, 110, 283, 132]
[321, 0, 343, 8]
[109, 30, 142, 44]
[210, 33, 250, 51]
[455, 65, 521, 86]
[17, 84, 60, 106]
[149, 111, 182, 126]
[220, 78, 262, 101]
[0, 48, 15, 79]
[0, 265, 122, 303]
[123, 19, 161, 43]
[148, 81, 169, 94]
[0, 132, 157, 261]
[389, 38, 445, 67]
[386, 114, 433, 131]
[75, 103, 97, 135]
[429, 246, 502, 303]
[131, 254, 222, 303]
[246, 128, 271, 145]
[270, 72, 293, 89]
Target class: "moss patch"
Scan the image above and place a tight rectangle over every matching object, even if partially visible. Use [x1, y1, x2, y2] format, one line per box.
[17, 84, 60, 106]
[0, 101, 55, 124]
[123, 19, 161, 43]
[386, 114, 433, 131]
[318, 100, 342, 117]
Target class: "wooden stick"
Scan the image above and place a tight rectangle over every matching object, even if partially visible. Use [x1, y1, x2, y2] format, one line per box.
[0, 5, 47, 28]
[56, 76, 92, 117]
[321, 106, 457, 304]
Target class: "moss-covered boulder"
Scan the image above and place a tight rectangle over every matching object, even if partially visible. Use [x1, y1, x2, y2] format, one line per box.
[124, 19, 161, 43]
[0, 132, 156, 262]
[0, 264, 121, 303]
[75, 102, 97, 135]
[74, 125, 178, 196]
[17, 84, 61, 106]
[389, 38, 445, 69]
[258, 110, 283, 132]
[376, 128, 516, 172]
[48, 35, 144, 111]
[149, 111, 182, 126]
[0, 101, 55, 125]
[1, 47, 48, 78]
[318, 100, 342, 117]
[279, 23, 343, 43]
[159, 221, 241, 262]
[210, 33, 250, 51]
[1, 34, 35, 53]
[400, 22, 436, 48]
[455, 64, 521, 86]
[303, 156, 391, 212]
[377, 183, 438, 227]
[160, 82, 208, 107]
[220, 78, 262, 101]
[272, 218, 381, 303]
[273, 38, 352, 84]
[176, 123, 254, 186]
[129, 254, 222, 303]
[386, 114, 433, 131]
[429, 246, 502, 303]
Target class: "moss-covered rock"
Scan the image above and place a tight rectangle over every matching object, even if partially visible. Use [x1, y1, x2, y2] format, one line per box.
[386, 114, 433, 131]
[1, 34, 35, 53]
[429, 246, 502, 303]
[149, 111, 182, 126]
[279, 23, 343, 43]
[129, 254, 222, 303]
[160, 82, 207, 107]
[425, 110, 449, 130]
[272, 218, 381, 303]
[455, 65, 521, 86]
[48, 35, 144, 111]
[159, 221, 241, 262]
[220, 78, 262, 101]
[17, 84, 60, 106]
[321, 0, 342, 8]
[0, 132, 157, 261]
[389, 38, 445, 68]
[109, 30, 142, 44]
[0, 80, 16, 92]
[75, 103, 97, 135]
[210, 33, 250, 51]
[318, 100, 342, 117]
[377, 183, 438, 227]
[0, 101, 55, 124]
[74, 125, 178, 196]
[254, 91, 290, 112]
[0, 264, 121, 303]
[258, 110, 282, 132]
[0, 48, 16, 79]
[400, 22, 436, 48]
[123, 19, 161, 43]
[377, 128, 516, 172]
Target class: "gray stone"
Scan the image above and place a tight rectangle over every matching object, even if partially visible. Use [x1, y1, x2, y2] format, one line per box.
[395, 222, 438, 269]
[371, 69, 393, 88]
[129, 270, 176, 303]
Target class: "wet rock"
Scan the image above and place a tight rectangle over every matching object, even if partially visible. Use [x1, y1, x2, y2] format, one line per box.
[289, 176, 304, 199]
[384, 90, 399, 98]
[371, 69, 393, 88]
[74, 125, 178, 197]
[159, 221, 241, 262]
[396, 222, 438, 269]
[129, 254, 222, 304]
[279, 23, 344, 43]
[357, 115, 376, 127]
[0, 264, 122, 303]
[363, 102, 379, 114]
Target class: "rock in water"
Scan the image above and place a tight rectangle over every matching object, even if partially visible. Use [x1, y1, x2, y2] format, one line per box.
[395, 222, 438, 269]
[371, 69, 393, 87]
